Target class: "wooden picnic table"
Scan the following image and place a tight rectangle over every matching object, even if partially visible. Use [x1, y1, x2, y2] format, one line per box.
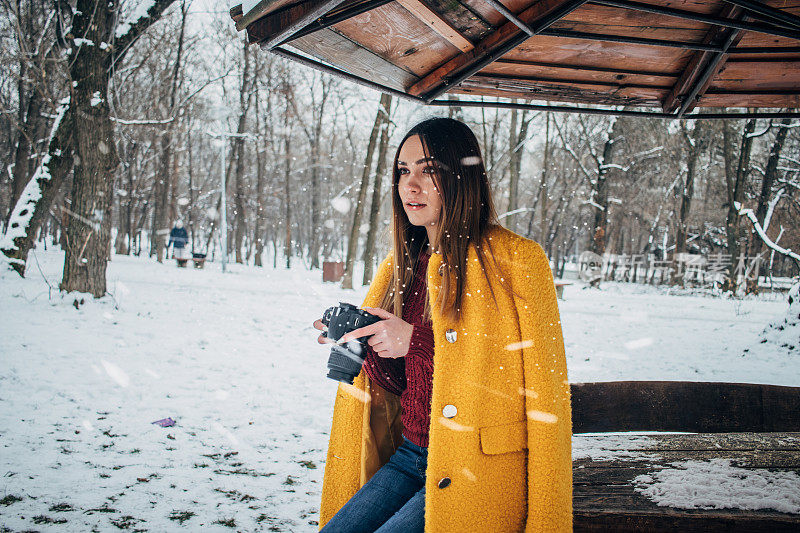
[571, 381, 800, 531]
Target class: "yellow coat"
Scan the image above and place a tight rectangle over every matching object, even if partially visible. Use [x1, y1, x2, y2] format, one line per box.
[319, 225, 572, 532]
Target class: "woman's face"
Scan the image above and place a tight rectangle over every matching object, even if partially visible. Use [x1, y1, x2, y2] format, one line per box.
[397, 135, 443, 236]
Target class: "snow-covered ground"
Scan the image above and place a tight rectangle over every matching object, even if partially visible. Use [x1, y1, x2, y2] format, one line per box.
[1, 248, 797, 531]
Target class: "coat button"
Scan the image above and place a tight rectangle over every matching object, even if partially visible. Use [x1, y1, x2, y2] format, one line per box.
[442, 404, 457, 418]
[445, 329, 457, 343]
[438, 477, 451, 489]
[438, 263, 445, 276]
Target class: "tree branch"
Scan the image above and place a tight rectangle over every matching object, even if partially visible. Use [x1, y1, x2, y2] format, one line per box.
[112, 0, 178, 66]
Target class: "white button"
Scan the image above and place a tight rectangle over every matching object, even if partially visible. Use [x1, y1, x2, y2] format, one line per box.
[438, 264, 445, 276]
[442, 405, 457, 418]
[445, 329, 457, 343]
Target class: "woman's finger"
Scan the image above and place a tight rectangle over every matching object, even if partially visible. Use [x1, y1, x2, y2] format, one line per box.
[363, 306, 395, 320]
[313, 319, 325, 331]
[340, 322, 382, 344]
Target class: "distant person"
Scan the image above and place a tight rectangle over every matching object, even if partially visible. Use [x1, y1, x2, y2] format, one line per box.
[312, 117, 572, 532]
[168, 220, 189, 260]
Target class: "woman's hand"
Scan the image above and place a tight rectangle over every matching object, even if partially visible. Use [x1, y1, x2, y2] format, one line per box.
[340, 307, 413, 359]
[313, 318, 335, 345]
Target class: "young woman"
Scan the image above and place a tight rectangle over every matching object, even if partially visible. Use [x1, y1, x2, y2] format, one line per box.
[312, 117, 572, 532]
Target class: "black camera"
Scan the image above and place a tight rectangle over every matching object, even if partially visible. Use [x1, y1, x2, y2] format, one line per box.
[321, 302, 382, 384]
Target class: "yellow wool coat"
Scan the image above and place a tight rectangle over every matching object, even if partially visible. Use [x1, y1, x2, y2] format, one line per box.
[319, 225, 572, 532]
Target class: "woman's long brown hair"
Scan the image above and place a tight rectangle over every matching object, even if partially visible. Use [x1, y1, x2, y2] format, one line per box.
[377, 117, 508, 323]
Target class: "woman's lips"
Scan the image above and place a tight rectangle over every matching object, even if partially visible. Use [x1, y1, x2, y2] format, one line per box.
[406, 203, 426, 211]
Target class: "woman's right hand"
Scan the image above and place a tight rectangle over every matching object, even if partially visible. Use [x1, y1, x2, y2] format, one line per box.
[313, 319, 335, 345]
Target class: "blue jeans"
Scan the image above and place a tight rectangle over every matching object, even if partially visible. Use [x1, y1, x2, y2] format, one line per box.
[321, 437, 427, 533]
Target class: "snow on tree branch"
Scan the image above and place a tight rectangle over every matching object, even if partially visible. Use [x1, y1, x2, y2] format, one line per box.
[115, 0, 158, 39]
[1, 98, 70, 267]
[734, 200, 800, 264]
[113, 0, 177, 63]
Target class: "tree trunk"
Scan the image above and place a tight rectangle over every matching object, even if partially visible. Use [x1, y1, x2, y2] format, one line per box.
[528, 112, 550, 241]
[60, 0, 120, 296]
[149, 3, 186, 263]
[283, 95, 292, 269]
[253, 75, 268, 267]
[362, 93, 392, 284]
[341, 96, 384, 289]
[233, 39, 253, 264]
[590, 118, 622, 256]
[722, 118, 756, 293]
[1, 102, 73, 275]
[675, 123, 707, 255]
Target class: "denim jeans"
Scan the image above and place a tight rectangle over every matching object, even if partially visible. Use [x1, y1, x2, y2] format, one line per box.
[321, 436, 427, 533]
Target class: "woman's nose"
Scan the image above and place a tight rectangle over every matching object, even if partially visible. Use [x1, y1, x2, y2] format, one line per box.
[404, 172, 422, 192]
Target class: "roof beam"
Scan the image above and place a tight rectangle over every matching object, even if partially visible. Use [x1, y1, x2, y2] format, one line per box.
[243, 0, 347, 49]
[590, 0, 800, 41]
[427, 97, 800, 119]
[675, 24, 745, 117]
[663, 5, 743, 113]
[408, 0, 587, 101]
[395, 0, 474, 52]
[720, 0, 800, 30]
[539, 28, 800, 54]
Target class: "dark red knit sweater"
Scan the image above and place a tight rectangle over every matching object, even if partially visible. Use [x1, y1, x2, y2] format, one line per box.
[363, 251, 435, 448]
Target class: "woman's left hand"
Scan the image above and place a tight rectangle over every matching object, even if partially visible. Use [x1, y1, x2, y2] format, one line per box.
[338, 307, 413, 359]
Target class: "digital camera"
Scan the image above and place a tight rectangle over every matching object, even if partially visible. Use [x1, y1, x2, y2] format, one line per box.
[321, 302, 382, 384]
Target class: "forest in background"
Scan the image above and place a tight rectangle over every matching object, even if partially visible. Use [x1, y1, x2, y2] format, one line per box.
[1, 0, 799, 297]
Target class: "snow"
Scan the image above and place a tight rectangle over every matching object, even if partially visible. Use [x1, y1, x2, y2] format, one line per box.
[115, 0, 157, 39]
[73, 37, 95, 47]
[91, 91, 103, 107]
[330, 197, 351, 214]
[633, 458, 800, 513]
[0, 248, 797, 531]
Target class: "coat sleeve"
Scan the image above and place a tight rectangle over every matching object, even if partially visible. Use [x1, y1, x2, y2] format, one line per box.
[512, 240, 572, 533]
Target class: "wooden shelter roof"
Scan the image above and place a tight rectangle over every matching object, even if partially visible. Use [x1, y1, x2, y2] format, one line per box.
[230, 0, 800, 118]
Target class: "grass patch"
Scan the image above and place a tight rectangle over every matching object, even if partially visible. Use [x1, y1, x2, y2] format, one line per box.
[49, 502, 74, 512]
[214, 488, 256, 502]
[84, 504, 117, 514]
[0, 494, 22, 506]
[168, 510, 195, 524]
[214, 517, 236, 528]
[298, 460, 317, 469]
[110, 515, 140, 529]
[32, 515, 68, 524]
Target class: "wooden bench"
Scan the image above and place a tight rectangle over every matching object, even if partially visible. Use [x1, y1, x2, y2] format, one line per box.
[571, 381, 800, 531]
[555, 280, 573, 300]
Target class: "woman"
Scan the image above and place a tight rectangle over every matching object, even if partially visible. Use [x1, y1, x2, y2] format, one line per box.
[313, 117, 572, 532]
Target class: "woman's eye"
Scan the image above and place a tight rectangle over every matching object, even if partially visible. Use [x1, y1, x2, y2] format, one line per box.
[423, 166, 435, 174]
[398, 167, 409, 174]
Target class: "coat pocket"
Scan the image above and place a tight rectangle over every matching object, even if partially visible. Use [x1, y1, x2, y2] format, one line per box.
[479, 420, 527, 455]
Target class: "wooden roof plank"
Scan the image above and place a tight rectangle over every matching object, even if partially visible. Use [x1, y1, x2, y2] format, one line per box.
[330, 1, 458, 77]
[236, 0, 297, 32]
[395, 0, 475, 52]
[481, 60, 677, 87]
[245, 0, 348, 49]
[408, 0, 588, 99]
[286, 27, 420, 91]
